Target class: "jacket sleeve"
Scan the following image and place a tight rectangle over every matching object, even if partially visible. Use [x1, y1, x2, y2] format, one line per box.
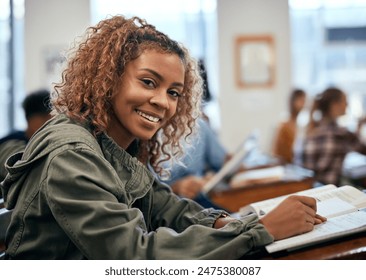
[148, 180, 274, 259]
[0, 140, 26, 183]
[45, 146, 273, 260]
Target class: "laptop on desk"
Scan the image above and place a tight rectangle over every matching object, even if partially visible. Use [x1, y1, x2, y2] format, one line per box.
[201, 132, 259, 194]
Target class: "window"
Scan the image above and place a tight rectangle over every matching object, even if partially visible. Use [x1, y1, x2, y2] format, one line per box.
[289, 0, 366, 128]
[0, 0, 24, 138]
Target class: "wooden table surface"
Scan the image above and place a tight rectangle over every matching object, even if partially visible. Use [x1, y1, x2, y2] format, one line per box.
[210, 178, 314, 212]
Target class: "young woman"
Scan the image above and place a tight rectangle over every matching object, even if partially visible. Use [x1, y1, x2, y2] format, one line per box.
[302, 87, 366, 185]
[272, 88, 306, 163]
[1, 15, 325, 259]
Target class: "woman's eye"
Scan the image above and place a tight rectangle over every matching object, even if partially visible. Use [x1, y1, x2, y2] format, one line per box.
[142, 79, 155, 88]
[168, 90, 182, 98]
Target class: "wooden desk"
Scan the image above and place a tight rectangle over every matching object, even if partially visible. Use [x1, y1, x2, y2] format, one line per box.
[210, 178, 313, 212]
[242, 231, 366, 260]
[209, 164, 314, 212]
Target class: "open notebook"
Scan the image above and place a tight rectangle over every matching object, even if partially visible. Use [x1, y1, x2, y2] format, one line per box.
[237, 184, 366, 253]
[201, 132, 259, 194]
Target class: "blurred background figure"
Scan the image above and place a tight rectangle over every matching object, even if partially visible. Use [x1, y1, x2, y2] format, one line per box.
[162, 117, 229, 202]
[0, 89, 52, 186]
[300, 87, 366, 186]
[272, 88, 307, 164]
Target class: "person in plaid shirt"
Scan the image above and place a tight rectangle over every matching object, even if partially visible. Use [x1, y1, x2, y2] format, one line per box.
[302, 87, 366, 186]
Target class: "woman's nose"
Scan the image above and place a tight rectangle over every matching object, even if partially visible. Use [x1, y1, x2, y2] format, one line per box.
[150, 91, 169, 110]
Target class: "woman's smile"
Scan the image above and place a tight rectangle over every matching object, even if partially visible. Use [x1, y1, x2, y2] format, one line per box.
[135, 109, 162, 123]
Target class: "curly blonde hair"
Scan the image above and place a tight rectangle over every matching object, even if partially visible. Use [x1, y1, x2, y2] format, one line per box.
[52, 15, 203, 175]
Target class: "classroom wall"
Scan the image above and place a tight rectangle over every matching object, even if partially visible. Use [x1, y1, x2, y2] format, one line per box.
[24, 0, 91, 92]
[217, 0, 291, 153]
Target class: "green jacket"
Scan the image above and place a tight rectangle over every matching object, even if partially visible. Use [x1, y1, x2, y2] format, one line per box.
[1, 114, 273, 259]
[0, 140, 26, 187]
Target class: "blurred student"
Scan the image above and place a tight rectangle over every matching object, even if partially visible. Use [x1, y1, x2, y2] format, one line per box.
[0, 89, 51, 184]
[162, 117, 229, 206]
[272, 89, 306, 163]
[302, 87, 366, 186]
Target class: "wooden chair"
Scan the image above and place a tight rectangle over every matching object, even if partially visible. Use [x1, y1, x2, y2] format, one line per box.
[0, 208, 12, 260]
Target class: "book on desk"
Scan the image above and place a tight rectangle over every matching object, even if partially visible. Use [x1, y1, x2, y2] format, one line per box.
[229, 165, 286, 188]
[236, 184, 366, 253]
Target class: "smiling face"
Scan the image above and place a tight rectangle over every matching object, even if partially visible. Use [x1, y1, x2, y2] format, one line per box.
[107, 50, 185, 149]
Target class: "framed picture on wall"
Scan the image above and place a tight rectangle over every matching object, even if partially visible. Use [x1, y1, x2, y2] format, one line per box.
[235, 35, 275, 88]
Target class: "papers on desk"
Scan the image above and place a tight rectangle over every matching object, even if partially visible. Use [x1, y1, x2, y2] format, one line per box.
[342, 151, 366, 179]
[265, 210, 366, 253]
[229, 165, 285, 188]
[238, 184, 366, 217]
[236, 184, 366, 254]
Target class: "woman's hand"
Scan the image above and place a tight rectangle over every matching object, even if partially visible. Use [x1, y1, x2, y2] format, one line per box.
[259, 195, 327, 240]
[171, 175, 206, 199]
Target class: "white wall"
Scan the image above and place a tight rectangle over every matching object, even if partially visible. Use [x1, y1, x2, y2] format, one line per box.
[24, 0, 91, 92]
[217, 0, 291, 153]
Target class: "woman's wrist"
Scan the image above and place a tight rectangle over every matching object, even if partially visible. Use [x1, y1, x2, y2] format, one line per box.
[213, 213, 234, 229]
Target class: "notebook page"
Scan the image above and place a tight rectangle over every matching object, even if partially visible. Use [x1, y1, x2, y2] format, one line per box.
[265, 210, 366, 253]
[313, 185, 366, 209]
[316, 197, 357, 218]
[238, 184, 337, 216]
